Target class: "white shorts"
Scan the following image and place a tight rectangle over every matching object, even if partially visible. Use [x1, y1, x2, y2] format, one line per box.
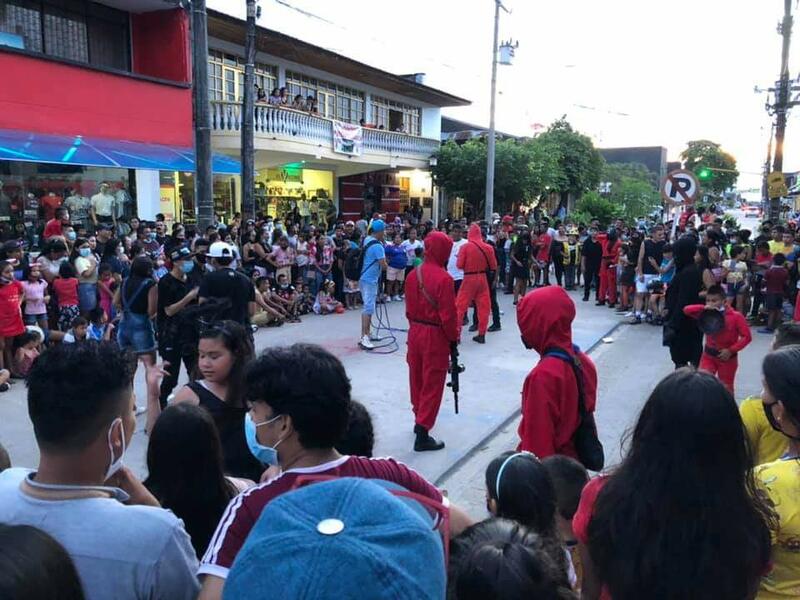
[386, 266, 405, 282]
[636, 273, 659, 294]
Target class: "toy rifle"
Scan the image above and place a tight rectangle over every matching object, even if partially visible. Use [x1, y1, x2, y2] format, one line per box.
[447, 342, 464, 414]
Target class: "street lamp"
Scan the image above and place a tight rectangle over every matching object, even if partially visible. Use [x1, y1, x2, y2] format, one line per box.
[484, 0, 517, 223]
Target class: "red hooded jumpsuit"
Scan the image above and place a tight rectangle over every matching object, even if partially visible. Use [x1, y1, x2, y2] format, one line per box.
[405, 232, 459, 431]
[456, 224, 498, 337]
[516, 286, 599, 459]
[598, 236, 621, 305]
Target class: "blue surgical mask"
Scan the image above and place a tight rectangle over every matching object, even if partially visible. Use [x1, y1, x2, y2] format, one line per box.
[79, 247, 91, 257]
[66, 231, 77, 241]
[244, 412, 284, 465]
[147, 233, 156, 241]
[180, 261, 194, 274]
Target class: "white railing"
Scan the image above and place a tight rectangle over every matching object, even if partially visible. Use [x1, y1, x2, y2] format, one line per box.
[210, 101, 439, 158]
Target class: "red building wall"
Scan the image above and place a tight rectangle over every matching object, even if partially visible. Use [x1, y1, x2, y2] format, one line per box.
[131, 9, 191, 84]
[0, 51, 192, 147]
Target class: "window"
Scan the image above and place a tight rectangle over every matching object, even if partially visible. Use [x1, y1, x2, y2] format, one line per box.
[0, 0, 129, 70]
[285, 70, 365, 123]
[371, 96, 421, 136]
[208, 50, 277, 102]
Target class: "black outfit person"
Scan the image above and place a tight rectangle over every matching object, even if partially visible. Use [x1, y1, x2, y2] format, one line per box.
[582, 236, 602, 301]
[663, 237, 703, 368]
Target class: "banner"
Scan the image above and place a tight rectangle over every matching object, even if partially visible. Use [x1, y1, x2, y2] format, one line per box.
[333, 122, 363, 156]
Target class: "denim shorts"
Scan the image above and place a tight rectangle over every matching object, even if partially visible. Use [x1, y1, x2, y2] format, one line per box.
[117, 311, 156, 354]
[359, 281, 378, 316]
[24, 313, 46, 325]
[78, 283, 98, 312]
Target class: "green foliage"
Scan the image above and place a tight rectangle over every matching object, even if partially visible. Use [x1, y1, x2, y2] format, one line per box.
[573, 192, 620, 227]
[680, 140, 739, 195]
[602, 162, 657, 189]
[611, 176, 661, 221]
[537, 119, 604, 195]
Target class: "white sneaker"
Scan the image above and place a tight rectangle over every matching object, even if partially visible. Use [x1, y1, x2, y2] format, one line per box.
[135, 405, 147, 416]
[359, 335, 375, 350]
[385, 296, 392, 302]
[393, 295, 402, 301]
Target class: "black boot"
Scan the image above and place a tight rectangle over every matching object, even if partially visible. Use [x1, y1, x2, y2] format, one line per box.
[472, 334, 486, 344]
[468, 323, 478, 332]
[414, 425, 445, 452]
[488, 323, 501, 332]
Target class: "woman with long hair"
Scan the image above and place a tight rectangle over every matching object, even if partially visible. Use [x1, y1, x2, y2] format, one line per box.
[664, 236, 703, 368]
[114, 256, 157, 372]
[511, 230, 531, 305]
[756, 345, 800, 598]
[172, 320, 262, 481]
[576, 368, 773, 600]
[695, 245, 716, 297]
[145, 404, 254, 558]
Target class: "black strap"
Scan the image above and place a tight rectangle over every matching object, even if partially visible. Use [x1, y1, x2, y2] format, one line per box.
[543, 346, 588, 418]
[359, 239, 381, 278]
[469, 240, 491, 272]
[122, 278, 151, 312]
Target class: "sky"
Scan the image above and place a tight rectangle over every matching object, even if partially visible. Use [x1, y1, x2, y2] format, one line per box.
[208, 0, 798, 192]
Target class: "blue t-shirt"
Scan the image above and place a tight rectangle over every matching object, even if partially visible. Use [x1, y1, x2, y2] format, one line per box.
[660, 258, 675, 284]
[359, 236, 385, 284]
[385, 244, 407, 270]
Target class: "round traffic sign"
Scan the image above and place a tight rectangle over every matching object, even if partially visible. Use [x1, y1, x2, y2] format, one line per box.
[661, 169, 700, 205]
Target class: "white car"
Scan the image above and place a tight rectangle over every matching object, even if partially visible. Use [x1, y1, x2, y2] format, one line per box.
[743, 205, 761, 219]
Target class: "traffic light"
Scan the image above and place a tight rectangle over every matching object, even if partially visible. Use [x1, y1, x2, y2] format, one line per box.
[697, 167, 713, 181]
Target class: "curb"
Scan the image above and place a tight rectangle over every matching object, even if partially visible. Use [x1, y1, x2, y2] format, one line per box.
[433, 319, 627, 487]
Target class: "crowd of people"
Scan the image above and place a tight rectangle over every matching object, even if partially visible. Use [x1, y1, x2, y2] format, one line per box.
[3, 203, 800, 598]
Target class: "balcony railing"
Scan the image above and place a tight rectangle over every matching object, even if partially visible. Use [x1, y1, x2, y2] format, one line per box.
[210, 101, 439, 158]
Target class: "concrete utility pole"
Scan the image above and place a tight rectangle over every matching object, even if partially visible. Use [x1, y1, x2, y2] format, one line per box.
[484, 0, 501, 223]
[192, 0, 214, 229]
[771, 0, 793, 221]
[241, 0, 257, 221]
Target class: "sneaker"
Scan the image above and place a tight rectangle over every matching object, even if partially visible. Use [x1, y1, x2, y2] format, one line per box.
[472, 334, 486, 344]
[645, 313, 653, 324]
[135, 405, 147, 416]
[0, 383, 9, 392]
[488, 324, 502, 332]
[393, 295, 402, 302]
[630, 316, 642, 325]
[359, 335, 375, 350]
[582, 296, 590, 302]
[468, 324, 478, 332]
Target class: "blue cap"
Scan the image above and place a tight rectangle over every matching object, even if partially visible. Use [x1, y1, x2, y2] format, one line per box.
[224, 478, 445, 600]
[370, 219, 386, 233]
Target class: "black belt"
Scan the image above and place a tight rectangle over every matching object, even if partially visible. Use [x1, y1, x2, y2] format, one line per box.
[409, 318, 441, 327]
[464, 270, 487, 275]
[704, 346, 736, 358]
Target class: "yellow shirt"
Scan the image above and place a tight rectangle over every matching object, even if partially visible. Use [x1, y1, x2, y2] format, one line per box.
[756, 458, 800, 599]
[741, 397, 788, 466]
[768, 241, 794, 257]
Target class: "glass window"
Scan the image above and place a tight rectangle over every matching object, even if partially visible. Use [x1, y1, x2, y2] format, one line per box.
[372, 96, 420, 135]
[0, 0, 43, 52]
[286, 70, 364, 123]
[208, 51, 277, 102]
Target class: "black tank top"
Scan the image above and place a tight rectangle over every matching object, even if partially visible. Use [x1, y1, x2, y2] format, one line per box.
[187, 381, 263, 481]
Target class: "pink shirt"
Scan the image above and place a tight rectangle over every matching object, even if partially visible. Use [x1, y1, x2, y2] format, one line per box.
[21, 279, 48, 315]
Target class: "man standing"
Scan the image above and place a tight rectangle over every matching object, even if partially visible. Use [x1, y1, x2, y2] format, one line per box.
[633, 225, 665, 324]
[517, 286, 598, 460]
[199, 242, 256, 328]
[157, 246, 200, 407]
[456, 223, 497, 344]
[358, 219, 386, 350]
[581, 227, 602, 302]
[470, 225, 502, 333]
[43, 206, 69, 240]
[90, 183, 117, 230]
[447, 224, 467, 295]
[405, 231, 459, 451]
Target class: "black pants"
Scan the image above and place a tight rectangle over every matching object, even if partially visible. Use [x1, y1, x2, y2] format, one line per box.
[553, 260, 565, 287]
[472, 272, 500, 328]
[584, 263, 600, 299]
[668, 326, 703, 369]
[159, 347, 197, 409]
[333, 267, 345, 303]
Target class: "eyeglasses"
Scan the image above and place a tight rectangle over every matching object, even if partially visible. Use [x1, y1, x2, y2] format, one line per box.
[291, 474, 450, 563]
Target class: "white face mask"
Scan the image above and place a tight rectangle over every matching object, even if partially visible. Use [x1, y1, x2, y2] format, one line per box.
[104, 418, 126, 481]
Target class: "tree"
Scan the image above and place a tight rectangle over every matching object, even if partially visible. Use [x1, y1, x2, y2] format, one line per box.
[570, 191, 620, 228]
[536, 118, 604, 208]
[601, 162, 661, 220]
[602, 162, 658, 190]
[680, 140, 739, 195]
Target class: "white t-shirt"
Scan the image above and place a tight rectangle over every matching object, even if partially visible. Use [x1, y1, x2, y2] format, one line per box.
[400, 239, 423, 266]
[447, 239, 467, 281]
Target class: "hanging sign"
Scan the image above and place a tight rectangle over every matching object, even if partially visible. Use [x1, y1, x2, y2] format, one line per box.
[333, 122, 363, 156]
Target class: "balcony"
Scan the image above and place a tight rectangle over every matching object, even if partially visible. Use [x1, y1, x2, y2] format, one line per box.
[210, 100, 439, 174]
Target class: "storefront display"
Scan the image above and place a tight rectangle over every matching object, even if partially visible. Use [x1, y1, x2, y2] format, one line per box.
[158, 172, 239, 226]
[255, 167, 334, 227]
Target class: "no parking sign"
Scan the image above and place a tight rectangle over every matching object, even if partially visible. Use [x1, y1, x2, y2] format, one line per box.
[661, 169, 700, 205]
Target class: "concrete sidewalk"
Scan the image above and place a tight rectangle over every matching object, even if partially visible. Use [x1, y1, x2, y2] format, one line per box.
[0, 287, 623, 484]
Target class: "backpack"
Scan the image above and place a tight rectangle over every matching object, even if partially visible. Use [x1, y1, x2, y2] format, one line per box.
[344, 239, 380, 281]
[543, 346, 605, 471]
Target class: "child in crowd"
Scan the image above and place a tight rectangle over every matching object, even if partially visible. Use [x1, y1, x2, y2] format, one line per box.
[344, 275, 360, 310]
[273, 274, 301, 322]
[563, 229, 581, 291]
[750, 240, 773, 322]
[334, 400, 375, 458]
[413, 246, 424, 268]
[542, 454, 589, 592]
[20, 264, 49, 332]
[62, 316, 88, 344]
[648, 243, 674, 324]
[87, 307, 114, 341]
[722, 244, 749, 314]
[53, 262, 80, 332]
[314, 280, 344, 314]
[683, 284, 751, 395]
[0, 260, 25, 373]
[97, 263, 117, 321]
[384, 234, 407, 301]
[761, 253, 789, 333]
[12, 329, 41, 378]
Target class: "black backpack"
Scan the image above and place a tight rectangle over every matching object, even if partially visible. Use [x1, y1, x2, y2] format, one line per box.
[543, 346, 605, 471]
[344, 239, 380, 281]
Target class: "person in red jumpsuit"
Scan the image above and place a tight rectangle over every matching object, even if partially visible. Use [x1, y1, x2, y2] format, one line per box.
[405, 231, 459, 452]
[455, 223, 498, 344]
[517, 285, 599, 459]
[683, 283, 752, 395]
[598, 230, 621, 307]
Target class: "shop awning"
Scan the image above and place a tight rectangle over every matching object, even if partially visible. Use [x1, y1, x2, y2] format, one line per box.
[0, 128, 240, 174]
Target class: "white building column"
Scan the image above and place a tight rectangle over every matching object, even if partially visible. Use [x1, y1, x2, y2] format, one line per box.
[135, 169, 161, 221]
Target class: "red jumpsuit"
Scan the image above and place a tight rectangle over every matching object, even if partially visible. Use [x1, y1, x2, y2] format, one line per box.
[405, 232, 459, 432]
[456, 224, 498, 336]
[598, 237, 621, 305]
[516, 286, 598, 459]
[683, 305, 752, 395]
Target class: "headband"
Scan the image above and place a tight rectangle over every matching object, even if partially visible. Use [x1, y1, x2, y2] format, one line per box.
[495, 451, 537, 503]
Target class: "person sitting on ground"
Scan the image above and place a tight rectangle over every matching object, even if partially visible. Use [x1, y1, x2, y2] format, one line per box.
[145, 403, 254, 559]
[334, 399, 375, 458]
[485, 451, 573, 585]
[12, 329, 41, 378]
[740, 323, 800, 466]
[314, 279, 344, 314]
[224, 477, 448, 600]
[0, 523, 86, 600]
[86, 307, 113, 341]
[0, 342, 200, 600]
[252, 276, 287, 327]
[62, 316, 89, 344]
[273, 273, 301, 321]
[197, 343, 472, 600]
[756, 345, 800, 598]
[448, 518, 577, 600]
[574, 368, 773, 600]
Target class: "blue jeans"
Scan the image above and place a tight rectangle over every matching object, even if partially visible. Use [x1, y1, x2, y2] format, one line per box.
[78, 283, 97, 312]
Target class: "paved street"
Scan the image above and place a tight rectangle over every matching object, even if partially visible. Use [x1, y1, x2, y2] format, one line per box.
[0, 287, 621, 484]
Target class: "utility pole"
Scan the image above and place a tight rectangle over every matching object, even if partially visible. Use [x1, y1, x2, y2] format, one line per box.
[241, 0, 257, 221]
[192, 0, 213, 229]
[484, 0, 501, 223]
[771, 0, 793, 221]
[763, 124, 775, 211]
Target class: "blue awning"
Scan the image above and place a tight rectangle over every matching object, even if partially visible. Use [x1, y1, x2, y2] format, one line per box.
[0, 128, 240, 175]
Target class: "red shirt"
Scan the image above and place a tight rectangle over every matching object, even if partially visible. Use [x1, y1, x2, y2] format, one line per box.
[43, 219, 63, 239]
[764, 265, 789, 294]
[536, 233, 552, 262]
[42, 195, 62, 221]
[0, 279, 24, 337]
[199, 455, 444, 579]
[53, 277, 79, 307]
[683, 305, 752, 353]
